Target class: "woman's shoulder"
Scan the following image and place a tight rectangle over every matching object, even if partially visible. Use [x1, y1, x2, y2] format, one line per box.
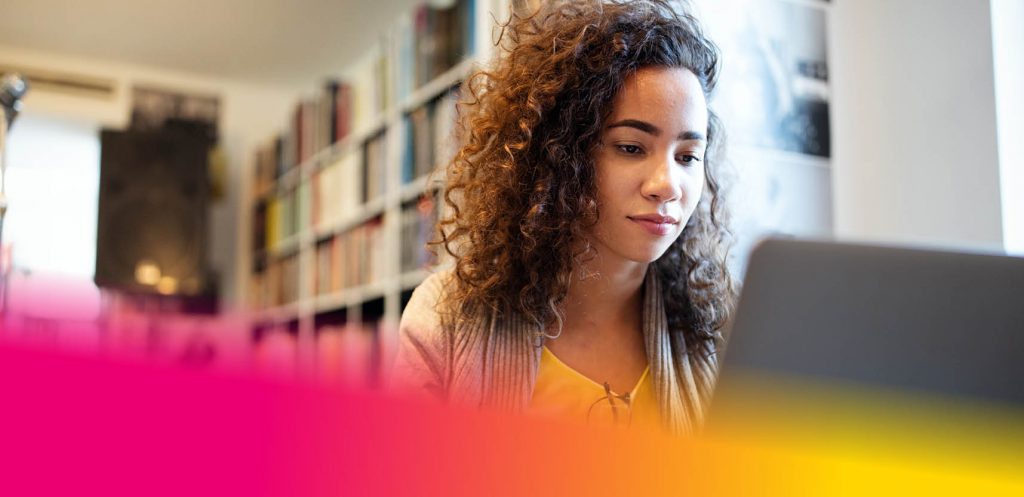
[391, 269, 457, 399]
[398, 269, 458, 351]
[401, 270, 452, 327]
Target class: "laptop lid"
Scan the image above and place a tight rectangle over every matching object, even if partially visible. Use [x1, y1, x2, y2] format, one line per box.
[713, 238, 1024, 407]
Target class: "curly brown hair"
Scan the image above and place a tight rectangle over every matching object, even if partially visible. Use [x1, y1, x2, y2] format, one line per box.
[435, 0, 735, 355]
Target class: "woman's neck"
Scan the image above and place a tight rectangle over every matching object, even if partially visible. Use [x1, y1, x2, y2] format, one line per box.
[558, 252, 647, 341]
[544, 250, 651, 394]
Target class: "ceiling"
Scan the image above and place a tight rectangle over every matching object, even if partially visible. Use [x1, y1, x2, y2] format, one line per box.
[0, 0, 422, 89]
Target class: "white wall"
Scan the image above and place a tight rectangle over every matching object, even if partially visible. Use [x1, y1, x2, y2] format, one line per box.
[991, 0, 1024, 255]
[0, 44, 296, 309]
[830, 0, 1004, 252]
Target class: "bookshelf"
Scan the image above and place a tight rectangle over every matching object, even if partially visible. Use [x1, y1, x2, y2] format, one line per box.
[245, 0, 510, 382]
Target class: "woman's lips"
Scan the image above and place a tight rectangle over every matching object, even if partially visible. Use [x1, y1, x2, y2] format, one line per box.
[628, 215, 678, 236]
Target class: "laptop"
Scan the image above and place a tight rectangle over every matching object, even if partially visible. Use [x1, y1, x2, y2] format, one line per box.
[710, 238, 1024, 419]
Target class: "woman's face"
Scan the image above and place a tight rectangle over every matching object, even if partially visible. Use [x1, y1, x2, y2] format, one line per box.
[589, 66, 708, 266]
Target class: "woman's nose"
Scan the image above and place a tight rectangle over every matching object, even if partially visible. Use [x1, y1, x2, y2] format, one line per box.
[640, 155, 681, 203]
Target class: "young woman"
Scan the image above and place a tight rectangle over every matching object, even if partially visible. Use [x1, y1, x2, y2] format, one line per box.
[391, 0, 735, 435]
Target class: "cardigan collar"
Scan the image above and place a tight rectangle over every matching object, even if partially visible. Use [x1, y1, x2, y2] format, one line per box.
[447, 266, 697, 434]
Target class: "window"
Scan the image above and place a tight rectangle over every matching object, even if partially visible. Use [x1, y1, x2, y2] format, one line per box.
[3, 112, 101, 346]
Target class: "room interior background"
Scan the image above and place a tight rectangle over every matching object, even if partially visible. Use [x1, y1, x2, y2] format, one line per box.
[0, 0, 1019, 381]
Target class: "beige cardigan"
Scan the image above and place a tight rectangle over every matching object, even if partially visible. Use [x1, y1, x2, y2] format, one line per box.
[390, 267, 719, 435]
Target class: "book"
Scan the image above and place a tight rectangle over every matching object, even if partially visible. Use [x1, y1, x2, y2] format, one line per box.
[400, 196, 438, 273]
[414, 0, 474, 89]
[330, 234, 344, 292]
[315, 240, 332, 296]
[402, 88, 460, 184]
[265, 196, 281, 249]
[361, 132, 388, 204]
[332, 81, 352, 144]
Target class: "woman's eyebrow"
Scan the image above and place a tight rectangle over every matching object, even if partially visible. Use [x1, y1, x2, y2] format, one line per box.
[607, 118, 660, 135]
[606, 119, 706, 142]
[679, 130, 707, 142]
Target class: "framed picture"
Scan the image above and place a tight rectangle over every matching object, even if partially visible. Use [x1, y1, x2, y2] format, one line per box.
[701, 0, 831, 157]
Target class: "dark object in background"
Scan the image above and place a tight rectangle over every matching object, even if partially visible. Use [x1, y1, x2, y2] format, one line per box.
[129, 86, 219, 144]
[95, 128, 214, 306]
[0, 73, 29, 128]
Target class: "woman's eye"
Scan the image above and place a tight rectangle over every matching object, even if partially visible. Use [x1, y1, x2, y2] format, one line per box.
[676, 154, 702, 165]
[616, 144, 643, 155]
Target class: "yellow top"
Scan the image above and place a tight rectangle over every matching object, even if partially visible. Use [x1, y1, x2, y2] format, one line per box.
[528, 346, 661, 430]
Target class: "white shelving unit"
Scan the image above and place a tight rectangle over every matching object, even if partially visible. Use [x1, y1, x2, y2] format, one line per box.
[245, 0, 511, 378]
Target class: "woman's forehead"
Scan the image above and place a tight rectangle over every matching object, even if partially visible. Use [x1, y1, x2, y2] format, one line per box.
[607, 67, 709, 132]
